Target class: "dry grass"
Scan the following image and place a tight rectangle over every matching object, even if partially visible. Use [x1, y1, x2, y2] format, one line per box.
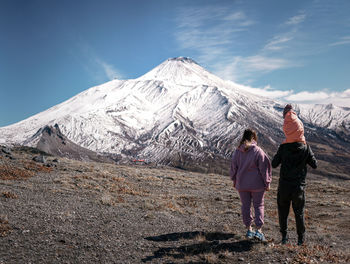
[100, 193, 115, 206]
[0, 160, 53, 181]
[0, 216, 11, 237]
[202, 252, 218, 263]
[117, 186, 145, 196]
[270, 243, 350, 264]
[2, 191, 18, 199]
[294, 244, 350, 264]
[0, 164, 34, 180]
[176, 195, 198, 208]
[22, 161, 53, 173]
[194, 234, 207, 242]
[162, 201, 184, 214]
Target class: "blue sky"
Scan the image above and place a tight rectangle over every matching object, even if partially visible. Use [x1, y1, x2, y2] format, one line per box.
[1, 0, 350, 127]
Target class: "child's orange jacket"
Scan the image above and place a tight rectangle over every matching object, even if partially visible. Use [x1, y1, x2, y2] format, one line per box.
[283, 111, 306, 144]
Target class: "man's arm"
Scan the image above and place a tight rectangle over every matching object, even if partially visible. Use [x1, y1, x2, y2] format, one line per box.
[271, 145, 282, 168]
[307, 144, 317, 169]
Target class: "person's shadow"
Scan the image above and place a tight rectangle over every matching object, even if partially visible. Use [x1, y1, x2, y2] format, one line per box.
[142, 231, 254, 263]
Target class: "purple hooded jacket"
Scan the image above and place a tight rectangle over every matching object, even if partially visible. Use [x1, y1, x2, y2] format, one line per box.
[230, 141, 272, 192]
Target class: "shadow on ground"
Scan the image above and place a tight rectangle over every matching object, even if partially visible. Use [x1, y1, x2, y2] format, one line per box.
[142, 231, 254, 263]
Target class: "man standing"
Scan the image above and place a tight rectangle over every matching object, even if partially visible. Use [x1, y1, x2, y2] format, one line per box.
[272, 104, 317, 245]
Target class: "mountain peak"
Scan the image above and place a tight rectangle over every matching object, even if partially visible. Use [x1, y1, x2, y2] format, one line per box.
[167, 57, 198, 64]
[138, 57, 225, 86]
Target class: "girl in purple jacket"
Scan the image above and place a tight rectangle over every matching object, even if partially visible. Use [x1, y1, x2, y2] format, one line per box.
[230, 129, 272, 241]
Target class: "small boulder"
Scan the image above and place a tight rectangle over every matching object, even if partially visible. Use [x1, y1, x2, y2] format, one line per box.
[1, 146, 11, 155]
[32, 155, 47, 163]
[6, 155, 15, 160]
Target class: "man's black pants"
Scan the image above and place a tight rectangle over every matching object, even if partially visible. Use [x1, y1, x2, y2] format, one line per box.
[277, 185, 305, 238]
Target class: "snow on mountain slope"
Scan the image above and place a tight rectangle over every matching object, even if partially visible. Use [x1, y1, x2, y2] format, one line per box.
[138, 57, 228, 87]
[296, 104, 350, 136]
[0, 57, 349, 168]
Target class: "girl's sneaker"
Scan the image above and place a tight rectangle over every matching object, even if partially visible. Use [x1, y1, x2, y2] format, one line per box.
[245, 230, 255, 239]
[254, 230, 266, 242]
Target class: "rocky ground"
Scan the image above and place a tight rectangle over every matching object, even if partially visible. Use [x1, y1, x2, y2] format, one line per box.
[0, 146, 349, 264]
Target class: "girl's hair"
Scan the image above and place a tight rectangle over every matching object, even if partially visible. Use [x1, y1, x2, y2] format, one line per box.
[239, 129, 258, 147]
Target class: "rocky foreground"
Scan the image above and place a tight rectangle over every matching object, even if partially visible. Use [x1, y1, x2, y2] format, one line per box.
[0, 146, 349, 263]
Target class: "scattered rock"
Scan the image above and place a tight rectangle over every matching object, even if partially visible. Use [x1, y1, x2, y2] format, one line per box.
[52, 158, 59, 163]
[32, 155, 47, 163]
[1, 146, 11, 155]
[6, 154, 15, 160]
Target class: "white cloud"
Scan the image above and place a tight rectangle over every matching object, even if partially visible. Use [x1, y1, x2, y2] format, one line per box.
[283, 89, 350, 107]
[77, 42, 123, 81]
[222, 11, 255, 26]
[285, 12, 306, 25]
[329, 36, 350, 46]
[223, 11, 246, 21]
[96, 59, 123, 80]
[240, 55, 291, 72]
[215, 55, 294, 82]
[264, 36, 294, 51]
[232, 83, 293, 99]
[229, 84, 350, 108]
[175, 6, 303, 83]
[175, 5, 349, 108]
[175, 6, 253, 53]
[285, 91, 329, 101]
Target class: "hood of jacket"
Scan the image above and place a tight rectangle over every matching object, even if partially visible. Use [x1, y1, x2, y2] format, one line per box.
[237, 141, 258, 152]
[283, 110, 306, 144]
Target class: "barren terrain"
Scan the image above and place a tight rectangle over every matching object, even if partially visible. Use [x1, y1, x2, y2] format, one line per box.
[0, 146, 349, 263]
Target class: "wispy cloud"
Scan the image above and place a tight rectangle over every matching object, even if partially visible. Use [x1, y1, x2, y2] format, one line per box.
[175, 4, 349, 107]
[264, 35, 294, 51]
[329, 36, 350, 47]
[232, 83, 293, 99]
[285, 12, 306, 25]
[238, 55, 292, 72]
[231, 85, 350, 107]
[76, 41, 123, 82]
[96, 58, 123, 80]
[215, 55, 294, 82]
[175, 5, 305, 83]
[175, 7, 253, 53]
[283, 89, 350, 107]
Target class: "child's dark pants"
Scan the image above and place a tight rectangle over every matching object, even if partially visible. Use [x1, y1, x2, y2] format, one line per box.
[277, 185, 305, 238]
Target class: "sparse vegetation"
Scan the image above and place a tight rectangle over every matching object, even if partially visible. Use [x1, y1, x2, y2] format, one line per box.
[0, 216, 11, 237]
[0, 146, 349, 263]
[2, 191, 18, 199]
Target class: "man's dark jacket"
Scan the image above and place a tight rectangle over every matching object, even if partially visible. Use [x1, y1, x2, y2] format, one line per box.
[272, 142, 317, 187]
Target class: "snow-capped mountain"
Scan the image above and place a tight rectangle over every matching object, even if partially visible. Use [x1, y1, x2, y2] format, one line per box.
[297, 104, 350, 138]
[1, 57, 349, 171]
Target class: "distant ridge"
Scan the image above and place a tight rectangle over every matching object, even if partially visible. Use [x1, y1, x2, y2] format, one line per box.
[34, 124, 111, 162]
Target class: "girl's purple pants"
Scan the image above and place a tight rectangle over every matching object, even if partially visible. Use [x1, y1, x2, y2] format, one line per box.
[238, 190, 265, 228]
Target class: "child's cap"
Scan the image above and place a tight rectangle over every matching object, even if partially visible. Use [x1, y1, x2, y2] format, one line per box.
[283, 104, 293, 118]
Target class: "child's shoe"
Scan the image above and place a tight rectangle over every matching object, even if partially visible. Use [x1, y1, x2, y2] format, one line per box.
[297, 234, 305, 246]
[254, 230, 266, 242]
[281, 233, 288, 245]
[245, 230, 255, 239]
